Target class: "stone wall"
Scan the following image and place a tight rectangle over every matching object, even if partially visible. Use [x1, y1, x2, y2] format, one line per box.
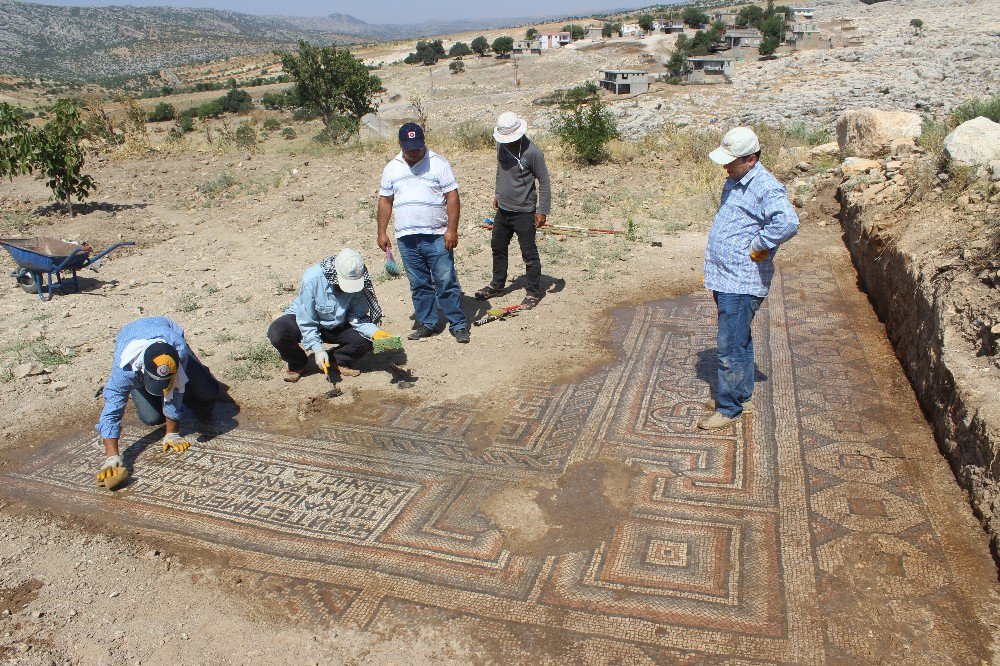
[837, 162, 1000, 564]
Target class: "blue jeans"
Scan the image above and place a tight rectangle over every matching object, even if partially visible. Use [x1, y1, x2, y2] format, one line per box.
[714, 292, 764, 418]
[397, 233, 468, 332]
[129, 355, 221, 425]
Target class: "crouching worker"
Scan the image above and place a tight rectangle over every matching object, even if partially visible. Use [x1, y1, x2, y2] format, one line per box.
[96, 316, 223, 490]
[268, 248, 392, 383]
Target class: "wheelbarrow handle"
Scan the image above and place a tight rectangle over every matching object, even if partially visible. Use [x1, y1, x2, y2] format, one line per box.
[52, 247, 89, 273]
[82, 241, 136, 267]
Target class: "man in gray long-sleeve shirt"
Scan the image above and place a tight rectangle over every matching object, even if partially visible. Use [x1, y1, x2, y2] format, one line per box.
[475, 111, 552, 309]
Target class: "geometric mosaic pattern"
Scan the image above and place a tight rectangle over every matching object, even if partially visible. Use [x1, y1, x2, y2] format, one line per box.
[2, 256, 996, 663]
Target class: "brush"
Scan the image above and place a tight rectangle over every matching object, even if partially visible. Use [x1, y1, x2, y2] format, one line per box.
[385, 246, 402, 277]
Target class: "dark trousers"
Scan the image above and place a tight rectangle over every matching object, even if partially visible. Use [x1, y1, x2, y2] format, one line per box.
[267, 313, 372, 370]
[491, 208, 542, 298]
[130, 355, 221, 426]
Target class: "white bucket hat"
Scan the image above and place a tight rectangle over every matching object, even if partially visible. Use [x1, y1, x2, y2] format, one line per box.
[709, 127, 761, 165]
[334, 248, 366, 293]
[493, 112, 528, 143]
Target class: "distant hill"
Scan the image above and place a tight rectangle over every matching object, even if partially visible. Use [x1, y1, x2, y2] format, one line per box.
[0, 0, 572, 84]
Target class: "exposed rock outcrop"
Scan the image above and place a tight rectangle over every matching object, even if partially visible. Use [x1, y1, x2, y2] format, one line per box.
[944, 117, 1000, 166]
[836, 108, 921, 157]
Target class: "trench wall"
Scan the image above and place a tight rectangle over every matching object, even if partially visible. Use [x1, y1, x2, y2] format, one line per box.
[839, 188, 1000, 564]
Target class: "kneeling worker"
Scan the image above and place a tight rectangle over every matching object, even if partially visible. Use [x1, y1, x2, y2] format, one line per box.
[268, 248, 392, 382]
[96, 316, 224, 489]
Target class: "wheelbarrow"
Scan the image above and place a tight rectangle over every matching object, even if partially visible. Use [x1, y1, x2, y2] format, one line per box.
[1, 236, 136, 301]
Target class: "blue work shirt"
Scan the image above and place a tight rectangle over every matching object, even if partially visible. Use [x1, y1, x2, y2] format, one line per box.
[286, 264, 379, 352]
[704, 162, 799, 297]
[96, 317, 190, 439]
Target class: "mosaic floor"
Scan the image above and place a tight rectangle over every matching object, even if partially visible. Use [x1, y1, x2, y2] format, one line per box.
[3, 253, 997, 663]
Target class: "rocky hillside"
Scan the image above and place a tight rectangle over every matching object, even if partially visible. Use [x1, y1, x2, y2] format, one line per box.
[0, 0, 557, 83]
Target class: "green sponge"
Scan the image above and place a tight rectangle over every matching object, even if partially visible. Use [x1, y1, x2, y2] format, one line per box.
[373, 335, 403, 353]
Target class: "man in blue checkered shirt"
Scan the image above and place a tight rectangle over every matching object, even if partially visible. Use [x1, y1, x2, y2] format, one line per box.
[699, 127, 799, 430]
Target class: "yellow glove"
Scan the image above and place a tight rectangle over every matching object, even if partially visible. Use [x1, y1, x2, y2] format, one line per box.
[161, 433, 193, 453]
[96, 455, 128, 490]
[750, 248, 770, 262]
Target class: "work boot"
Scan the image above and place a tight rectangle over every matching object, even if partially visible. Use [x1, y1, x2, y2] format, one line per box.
[704, 398, 753, 412]
[283, 366, 307, 383]
[697, 411, 740, 430]
[408, 324, 437, 341]
[452, 328, 470, 344]
[334, 363, 361, 377]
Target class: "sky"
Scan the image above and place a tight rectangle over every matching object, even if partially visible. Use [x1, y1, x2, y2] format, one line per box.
[29, 0, 665, 23]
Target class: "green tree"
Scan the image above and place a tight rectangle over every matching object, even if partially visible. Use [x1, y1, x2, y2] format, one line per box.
[638, 14, 655, 32]
[276, 40, 381, 130]
[471, 36, 490, 56]
[449, 42, 473, 57]
[525, 27, 538, 39]
[602, 21, 622, 38]
[666, 51, 689, 78]
[910, 18, 924, 34]
[736, 5, 765, 28]
[491, 36, 514, 57]
[562, 24, 586, 40]
[0, 103, 36, 182]
[35, 100, 96, 217]
[758, 35, 781, 56]
[449, 60, 465, 74]
[681, 7, 710, 28]
[552, 99, 619, 164]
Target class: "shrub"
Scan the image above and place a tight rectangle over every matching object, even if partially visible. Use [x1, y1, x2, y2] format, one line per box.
[179, 106, 198, 119]
[262, 117, 282, 131]
[453, 120, 492, 149]
[197, 172, 237, 196]
[176, 115, 195, 133]
[234, 124, 258, 150]
[552, 100, 619, 164]
[281, 127, 297, 140]
[564, 82, 598, 106]
[220, 88, 252, 114]
[449, 60, 465, 74]
[952, 94, 1000, 125]
[197, 99, 224, 120]
[147, 102, 175, 122]
[314, 115, 358, 143]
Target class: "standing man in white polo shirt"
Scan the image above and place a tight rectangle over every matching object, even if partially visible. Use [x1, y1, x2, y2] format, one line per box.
[377, 123, 470, 343]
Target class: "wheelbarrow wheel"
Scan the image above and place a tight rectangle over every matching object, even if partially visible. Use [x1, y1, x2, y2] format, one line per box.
[15, 269, 39, 294]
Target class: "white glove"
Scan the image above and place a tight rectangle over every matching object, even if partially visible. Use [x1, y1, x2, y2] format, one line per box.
[101, 455, 123, 471]
[313, 347, 330, 373]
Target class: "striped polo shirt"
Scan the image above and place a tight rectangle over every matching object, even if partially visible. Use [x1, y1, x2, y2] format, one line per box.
[379, 149, 458, 237]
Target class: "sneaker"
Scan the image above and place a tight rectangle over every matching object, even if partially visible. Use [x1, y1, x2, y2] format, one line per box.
[697, 411, 740, 430]
[452, 328, 470, 343]
[408, 324, 437, 341]
[704, 398, 753, 412]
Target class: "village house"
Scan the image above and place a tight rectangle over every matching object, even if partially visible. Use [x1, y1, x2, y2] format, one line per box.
[512, 39, 541, 56]
[536, 33, 571, 49]
[787, 23, 832, 50]
[713, 11, 739, 28]
[683, 54, 735, 84]
[599, 69, 650, 94]
[791, 7, 816, 20]
[585, 25, 603, 40]
[621, 23, 644, 37]
[723, 28, 763, 59]
[653, 19, 684, 35]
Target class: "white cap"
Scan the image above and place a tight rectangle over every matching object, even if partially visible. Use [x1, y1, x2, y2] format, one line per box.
[709, 127, 761, 165]
[494, 111, 528, 143]
[334, 248, 366, 293]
